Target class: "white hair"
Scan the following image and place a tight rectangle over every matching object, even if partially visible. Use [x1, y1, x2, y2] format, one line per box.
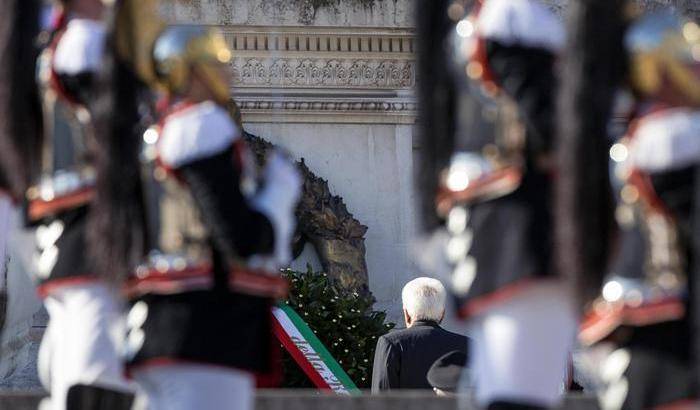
[401, 277, 446, 322]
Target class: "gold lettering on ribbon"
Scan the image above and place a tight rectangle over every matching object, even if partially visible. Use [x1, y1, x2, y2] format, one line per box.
[290, 335, 347, 393]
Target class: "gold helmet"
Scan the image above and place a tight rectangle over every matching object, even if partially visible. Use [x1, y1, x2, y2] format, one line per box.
[626, 10, 700, 106]
[152, 25, 233, 104]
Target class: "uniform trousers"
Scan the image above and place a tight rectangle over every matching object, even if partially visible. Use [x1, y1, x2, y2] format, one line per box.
[466, 281, 577, 408]
[38, 282, 131, 410]
[132, 364, 254, 410]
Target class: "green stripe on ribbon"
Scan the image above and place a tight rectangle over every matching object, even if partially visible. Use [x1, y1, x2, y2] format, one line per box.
[277, 303, 360, 393]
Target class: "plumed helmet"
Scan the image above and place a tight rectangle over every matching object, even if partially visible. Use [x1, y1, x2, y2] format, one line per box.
[152, 25, 232, 103]
[626, 10, 700, 106]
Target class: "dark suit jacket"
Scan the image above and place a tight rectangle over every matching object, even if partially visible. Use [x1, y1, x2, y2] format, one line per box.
[371, 320, 469, 392]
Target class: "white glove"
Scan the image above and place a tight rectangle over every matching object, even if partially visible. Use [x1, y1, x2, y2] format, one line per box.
[250, 150, 302, 268]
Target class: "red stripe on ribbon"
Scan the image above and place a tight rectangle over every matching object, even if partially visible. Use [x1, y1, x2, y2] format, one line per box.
[271, 313, 332, 391]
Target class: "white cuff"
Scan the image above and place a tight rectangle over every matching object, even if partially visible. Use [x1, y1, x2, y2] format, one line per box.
[250, 151, 302, 268]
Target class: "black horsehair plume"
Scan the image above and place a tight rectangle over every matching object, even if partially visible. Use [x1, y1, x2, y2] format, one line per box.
[416, 0, 457, 232]
[0, 0, 42, 198]
[556, 0, 627, 307]
[88, 2, 148, 282]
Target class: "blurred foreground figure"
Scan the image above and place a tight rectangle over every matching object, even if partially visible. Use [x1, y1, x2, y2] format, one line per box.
[0, 0, 42, 354]
[417, 0, 585, 408]
[0, 0, 135, 408]
[579, 10, 700, 410]
[89, 4, 302, 407]
[418, 0, 616, 409]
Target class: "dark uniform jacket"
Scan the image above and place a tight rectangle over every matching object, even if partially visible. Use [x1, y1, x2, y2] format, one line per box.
[371, 320, 469, 392]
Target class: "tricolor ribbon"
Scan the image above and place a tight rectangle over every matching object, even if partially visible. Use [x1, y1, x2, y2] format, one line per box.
[272, 304, 360, 395]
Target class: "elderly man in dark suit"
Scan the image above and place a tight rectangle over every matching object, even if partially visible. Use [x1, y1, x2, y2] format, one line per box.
[371, 277, 469, 392]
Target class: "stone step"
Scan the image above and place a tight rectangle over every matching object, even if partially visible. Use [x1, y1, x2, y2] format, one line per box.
[0, 390, 599, 410]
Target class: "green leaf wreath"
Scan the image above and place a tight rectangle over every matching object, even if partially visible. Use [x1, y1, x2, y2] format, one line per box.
[280, 267, 395, 389]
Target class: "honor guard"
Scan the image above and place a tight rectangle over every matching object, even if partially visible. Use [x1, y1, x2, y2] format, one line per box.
[579, 10, 700, 410]
[418, 0, 578, 408]
[89, 4, 302, 407]
[19, 0, 135, 408]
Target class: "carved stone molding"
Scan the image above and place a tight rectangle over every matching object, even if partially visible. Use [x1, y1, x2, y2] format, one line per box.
[232, 58, 414, 89]
[237, 97, 416, 112]
[221, 26, 416, 92]
[244, 132, 370, 291]
[217, 26, 418, 122]
[221, 26, 414, 56]
[234, 95, 417, 123]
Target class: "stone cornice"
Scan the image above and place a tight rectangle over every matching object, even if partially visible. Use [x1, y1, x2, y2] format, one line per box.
[223, 25, 415, 90]
[221, 26, 414, 56]
[218, 25, 417, 123]
[235, 94, 416, 124]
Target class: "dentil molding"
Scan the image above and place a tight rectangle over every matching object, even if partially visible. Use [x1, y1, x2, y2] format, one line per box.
[217, 25, 417, 123]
